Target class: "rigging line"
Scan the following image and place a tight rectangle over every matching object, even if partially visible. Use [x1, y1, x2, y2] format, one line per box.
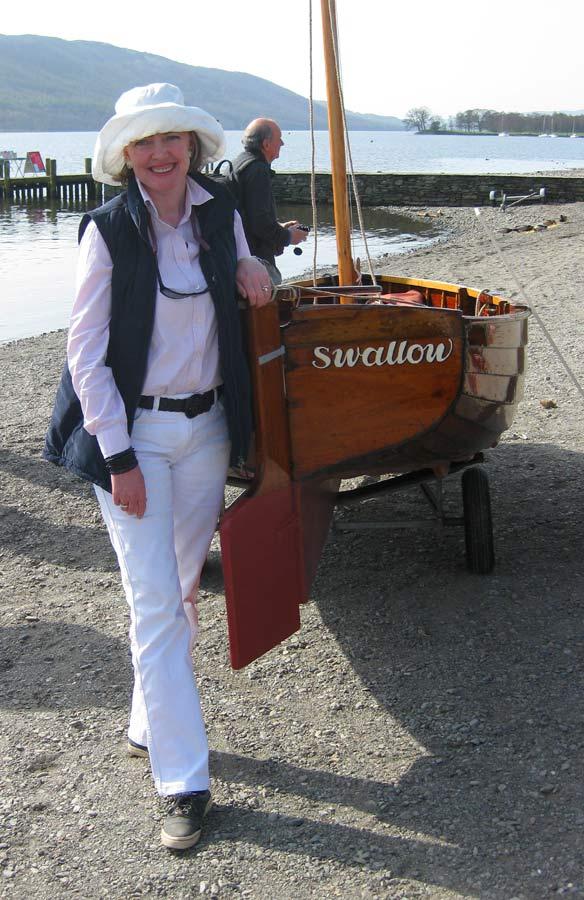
[474, 208, 584, 403]
[325, 0, 376, 283]
[308, 0, 319, 285]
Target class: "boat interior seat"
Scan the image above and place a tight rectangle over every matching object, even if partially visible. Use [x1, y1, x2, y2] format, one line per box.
[370, 289, 426, 307]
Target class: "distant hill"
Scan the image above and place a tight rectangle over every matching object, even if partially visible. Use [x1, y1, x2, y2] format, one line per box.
[0, 35, 405, 132]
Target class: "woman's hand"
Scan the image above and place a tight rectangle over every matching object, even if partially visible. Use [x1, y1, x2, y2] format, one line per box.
[236, 257, 274, 308]
[111, 466, 147, 519]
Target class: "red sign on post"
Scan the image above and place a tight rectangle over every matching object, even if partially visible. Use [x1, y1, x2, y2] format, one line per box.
[24, 151, 46, 174]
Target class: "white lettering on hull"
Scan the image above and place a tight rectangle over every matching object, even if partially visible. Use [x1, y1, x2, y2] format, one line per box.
[312, 339, 454, 369]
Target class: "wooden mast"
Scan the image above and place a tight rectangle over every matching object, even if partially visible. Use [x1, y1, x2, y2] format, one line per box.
[320, 0, 356, 295]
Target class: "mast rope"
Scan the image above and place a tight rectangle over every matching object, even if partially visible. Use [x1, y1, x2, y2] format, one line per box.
[474, 208, 584, 402]
[307, 0, 319, 285]
[325, 0, 377, 284]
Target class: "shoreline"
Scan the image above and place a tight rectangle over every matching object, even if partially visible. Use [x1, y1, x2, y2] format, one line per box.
[3, 197, 582, 349]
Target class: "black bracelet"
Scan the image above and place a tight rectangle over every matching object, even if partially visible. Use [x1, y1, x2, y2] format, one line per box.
[104, 447, 138, 475]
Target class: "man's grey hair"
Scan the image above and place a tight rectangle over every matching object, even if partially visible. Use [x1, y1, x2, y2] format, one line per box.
[242, 121, 275, 153]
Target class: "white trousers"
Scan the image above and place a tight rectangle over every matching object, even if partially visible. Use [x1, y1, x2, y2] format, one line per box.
[95, 398, 230, 796]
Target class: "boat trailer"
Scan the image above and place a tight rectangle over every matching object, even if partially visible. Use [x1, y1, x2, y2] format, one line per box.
[489, 186, 546, 211]
[333, 454, 494, 575]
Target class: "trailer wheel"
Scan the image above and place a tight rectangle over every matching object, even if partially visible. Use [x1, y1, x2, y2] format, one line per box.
[462, 467, 495, 574]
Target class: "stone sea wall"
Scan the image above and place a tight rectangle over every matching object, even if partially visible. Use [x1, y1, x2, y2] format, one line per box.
[273, 173, 584, 207]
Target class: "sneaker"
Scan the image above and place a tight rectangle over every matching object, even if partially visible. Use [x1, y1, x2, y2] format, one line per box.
[127, 738, 149, 758]
[160, 790, 212, 850]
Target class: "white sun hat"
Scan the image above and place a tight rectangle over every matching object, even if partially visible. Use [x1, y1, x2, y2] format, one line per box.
[92, 83, 226, 186]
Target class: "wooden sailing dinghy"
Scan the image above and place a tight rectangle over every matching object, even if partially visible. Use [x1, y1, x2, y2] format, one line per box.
[219, 0, 530, 669]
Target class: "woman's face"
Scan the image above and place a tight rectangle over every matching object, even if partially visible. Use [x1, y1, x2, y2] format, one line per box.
[124, 132, 194, 198]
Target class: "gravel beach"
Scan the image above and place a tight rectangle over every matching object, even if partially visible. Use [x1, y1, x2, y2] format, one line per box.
[1, 200, 584, 899]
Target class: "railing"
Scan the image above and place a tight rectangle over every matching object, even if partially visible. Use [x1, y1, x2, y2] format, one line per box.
[0, 157, 105, 204]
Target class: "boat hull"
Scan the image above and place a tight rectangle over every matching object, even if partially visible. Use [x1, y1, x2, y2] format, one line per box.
[284, 275, 529, 479]
[285, 304, 465, 478]
[220, 274, 529, 667]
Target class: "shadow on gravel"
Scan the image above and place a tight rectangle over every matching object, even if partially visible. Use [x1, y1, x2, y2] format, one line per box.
[0, 448, 89, 498]
[0, 624, 129, 711]
[0, 448, 117, 571]
[305, 441, 584, 893]
[206, 794, 464, 880]
[0, 502, 116, 572]
[199, 549, 225, 593]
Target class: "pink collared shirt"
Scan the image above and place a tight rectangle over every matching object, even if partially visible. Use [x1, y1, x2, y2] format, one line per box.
[67, 177, 251, 458]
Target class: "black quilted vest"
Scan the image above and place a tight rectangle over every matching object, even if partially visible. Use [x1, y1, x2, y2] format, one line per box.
[43, 173, 252, 491]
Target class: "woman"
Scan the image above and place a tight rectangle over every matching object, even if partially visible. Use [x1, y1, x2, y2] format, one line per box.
[44, 83, 273, 850]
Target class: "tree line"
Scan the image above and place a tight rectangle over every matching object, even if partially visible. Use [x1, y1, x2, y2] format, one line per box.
[404, 107, 584, 135]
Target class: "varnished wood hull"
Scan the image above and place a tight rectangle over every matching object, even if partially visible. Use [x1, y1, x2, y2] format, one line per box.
[220, 274, 529, 668]
[284, 274, 529, 480]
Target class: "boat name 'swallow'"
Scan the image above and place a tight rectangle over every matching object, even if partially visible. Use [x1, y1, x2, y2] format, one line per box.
[312, 339, 455, 369]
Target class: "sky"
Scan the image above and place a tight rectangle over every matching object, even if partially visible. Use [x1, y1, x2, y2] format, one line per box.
[2, 0, 583, 118]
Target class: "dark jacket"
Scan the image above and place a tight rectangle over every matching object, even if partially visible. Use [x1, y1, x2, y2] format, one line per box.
[43, 172, 252, 491]
[232, 150, 290, 266]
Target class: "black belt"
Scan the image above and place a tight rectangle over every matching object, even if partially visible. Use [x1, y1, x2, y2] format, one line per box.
[138, 386, 222, 419]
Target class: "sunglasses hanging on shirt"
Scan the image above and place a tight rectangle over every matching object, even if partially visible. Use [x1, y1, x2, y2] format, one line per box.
[147, 209, 210, 300]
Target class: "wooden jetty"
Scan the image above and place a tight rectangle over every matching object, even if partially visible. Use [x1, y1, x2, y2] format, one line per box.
[2, 157, 583, 208]
[0, 158, 105, 204]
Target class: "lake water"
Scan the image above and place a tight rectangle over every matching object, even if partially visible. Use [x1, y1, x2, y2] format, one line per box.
[1, 129, 582, 343]
[2, 129, 583, 176]
[0, 202, 441, 343]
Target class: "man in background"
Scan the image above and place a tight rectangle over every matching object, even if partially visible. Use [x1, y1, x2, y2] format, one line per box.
[231, 118, 308, 283]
